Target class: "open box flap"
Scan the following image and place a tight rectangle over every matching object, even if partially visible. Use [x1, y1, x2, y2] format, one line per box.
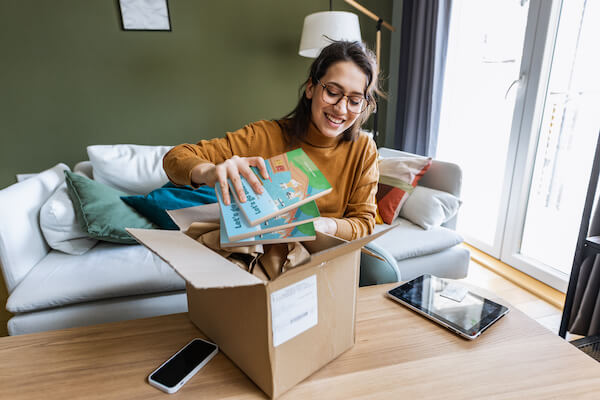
[292, 223, 401, 271]
[127, 228, 263, 289]
[166, 203, 220, 231]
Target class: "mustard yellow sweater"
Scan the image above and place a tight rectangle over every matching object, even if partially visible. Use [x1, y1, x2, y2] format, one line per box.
[163, 120, 379, 240]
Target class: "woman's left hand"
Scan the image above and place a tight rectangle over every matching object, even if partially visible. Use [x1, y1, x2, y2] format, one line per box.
[313, 217, 337, 235]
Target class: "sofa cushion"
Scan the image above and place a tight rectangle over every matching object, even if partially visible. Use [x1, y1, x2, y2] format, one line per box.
[7, 291, 188, 336]
[372, 218, 463, 261]
[87, 144, 172, 195]
[399, 186, 462, 230]
[376, 156, 432, 224]
[40, 182, 99, 255]
[6, 242, 185, 313]
[65, 171, 156, 243]
[121, 183, 218, 230]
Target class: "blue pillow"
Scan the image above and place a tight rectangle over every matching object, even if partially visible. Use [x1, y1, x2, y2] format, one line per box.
[121, 183, 217, 230]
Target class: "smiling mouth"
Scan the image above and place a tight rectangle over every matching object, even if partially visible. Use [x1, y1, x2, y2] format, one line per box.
[325, 113, 344, 125]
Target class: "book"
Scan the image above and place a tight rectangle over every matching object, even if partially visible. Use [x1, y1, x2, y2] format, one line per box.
[219, 213, 316, 248]
[216, 184, 321, 241]
[229, 148, 332, 226]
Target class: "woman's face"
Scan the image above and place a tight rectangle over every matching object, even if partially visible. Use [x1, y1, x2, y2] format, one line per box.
[305, 61, 367, 139]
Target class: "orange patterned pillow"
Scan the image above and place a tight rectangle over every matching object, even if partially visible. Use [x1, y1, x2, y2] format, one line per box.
[375, 156, 432, 224]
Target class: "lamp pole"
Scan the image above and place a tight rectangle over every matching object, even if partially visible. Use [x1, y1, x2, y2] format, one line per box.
[343, 0, 394, 144]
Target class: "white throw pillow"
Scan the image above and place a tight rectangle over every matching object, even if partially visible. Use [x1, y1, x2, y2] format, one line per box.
[16, 173, 38, 182]
[40, 182, 98, 255]
[376, 155, 432, 225]
[399, 186, 461, 230]
[87, 144, 173, 195]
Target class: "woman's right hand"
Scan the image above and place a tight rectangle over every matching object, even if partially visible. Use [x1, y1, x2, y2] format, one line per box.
[191, 156, 270, 206]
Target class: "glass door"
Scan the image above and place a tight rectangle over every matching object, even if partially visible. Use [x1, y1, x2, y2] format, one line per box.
[437, 0, 600, 291]
[436, 0, 530, 254]
[502, 0, 600, 289]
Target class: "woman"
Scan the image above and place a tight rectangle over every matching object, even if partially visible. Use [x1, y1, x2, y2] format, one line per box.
[163, 40, 379, 241]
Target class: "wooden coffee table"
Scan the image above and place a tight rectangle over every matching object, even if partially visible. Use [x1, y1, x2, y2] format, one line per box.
[2, 283, 600, 399]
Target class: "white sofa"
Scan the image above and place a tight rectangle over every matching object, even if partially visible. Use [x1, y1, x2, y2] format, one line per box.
[0, 146, 468, 335]
[363, 147, 469, 285]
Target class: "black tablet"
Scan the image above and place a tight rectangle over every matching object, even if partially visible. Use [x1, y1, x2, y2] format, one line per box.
[387, 274, 509, 340]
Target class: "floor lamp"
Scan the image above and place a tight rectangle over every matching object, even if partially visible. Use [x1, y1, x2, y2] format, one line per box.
[298, 0, 394, 144]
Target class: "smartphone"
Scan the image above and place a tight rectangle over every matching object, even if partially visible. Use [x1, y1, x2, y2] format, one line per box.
[148, 338, 218, 394]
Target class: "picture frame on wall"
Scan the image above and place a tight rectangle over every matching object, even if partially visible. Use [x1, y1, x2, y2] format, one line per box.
[118, 0, 171, 31]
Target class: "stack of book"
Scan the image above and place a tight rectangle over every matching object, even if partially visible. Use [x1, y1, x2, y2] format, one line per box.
[216, 148, 332, 247]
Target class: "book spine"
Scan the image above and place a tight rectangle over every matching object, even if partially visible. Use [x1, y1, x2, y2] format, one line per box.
[232, 215, 319, 241]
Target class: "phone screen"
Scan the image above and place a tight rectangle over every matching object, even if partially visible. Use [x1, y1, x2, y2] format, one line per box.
[150, 339, 218, 388]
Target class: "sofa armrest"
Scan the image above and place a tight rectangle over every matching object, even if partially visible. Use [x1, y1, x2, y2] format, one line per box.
[0, 163, 69, 292]
[418, 159, 462, 198]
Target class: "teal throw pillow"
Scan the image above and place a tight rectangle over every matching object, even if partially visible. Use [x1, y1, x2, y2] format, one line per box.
[64, 171, 156, 244]
[121, 182, 217, 230]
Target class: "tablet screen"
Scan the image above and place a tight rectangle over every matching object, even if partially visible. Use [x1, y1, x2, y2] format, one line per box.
[388, 275, 509, 337]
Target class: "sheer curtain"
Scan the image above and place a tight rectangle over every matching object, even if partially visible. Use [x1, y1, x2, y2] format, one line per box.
[393, 0, 451, 156]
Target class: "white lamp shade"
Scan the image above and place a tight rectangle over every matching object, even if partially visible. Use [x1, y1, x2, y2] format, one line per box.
[298, 11, 362, 58]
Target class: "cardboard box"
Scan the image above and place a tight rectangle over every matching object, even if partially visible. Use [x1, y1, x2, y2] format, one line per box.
[128, 204, 395, 398]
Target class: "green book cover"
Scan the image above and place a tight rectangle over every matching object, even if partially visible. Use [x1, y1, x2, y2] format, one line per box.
[217, 184, 320, 241]
[219, 213, 316, 248]
[230, 148, 332, 226]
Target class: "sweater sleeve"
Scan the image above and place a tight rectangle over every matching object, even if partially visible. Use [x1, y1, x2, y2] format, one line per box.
[163, 124, 258, 186]
[332, 139, 379, 240]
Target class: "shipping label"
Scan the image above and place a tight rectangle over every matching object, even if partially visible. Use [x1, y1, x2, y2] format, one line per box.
[270, 274, 318, 347]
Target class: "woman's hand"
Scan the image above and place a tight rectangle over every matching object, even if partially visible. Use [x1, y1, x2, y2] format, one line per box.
[191, 156, 270, 205]
[313, 217, 337, 236]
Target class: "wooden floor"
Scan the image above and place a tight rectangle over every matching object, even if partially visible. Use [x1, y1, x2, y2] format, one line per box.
[460, 257, 564, 335]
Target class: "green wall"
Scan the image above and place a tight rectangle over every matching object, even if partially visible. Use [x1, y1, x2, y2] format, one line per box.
[0, 0, 392, 190]
[0, 0, 393, 336]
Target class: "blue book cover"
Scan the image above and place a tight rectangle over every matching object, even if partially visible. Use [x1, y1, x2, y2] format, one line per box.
[229, 148, 332, 226]
[219, 213, 316, 248]
[216, 185, 320, 241]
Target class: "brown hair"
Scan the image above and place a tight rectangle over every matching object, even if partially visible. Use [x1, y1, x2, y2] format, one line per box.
[282, 40, 379, 143]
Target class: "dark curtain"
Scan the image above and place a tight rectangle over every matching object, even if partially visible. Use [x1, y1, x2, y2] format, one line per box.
[562, 132, 600, 336]
[569, 190, 600, 336]
[394, 0, 452, 157]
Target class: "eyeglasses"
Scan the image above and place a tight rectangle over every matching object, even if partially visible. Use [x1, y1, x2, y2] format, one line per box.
[317, 79, 367, 114]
